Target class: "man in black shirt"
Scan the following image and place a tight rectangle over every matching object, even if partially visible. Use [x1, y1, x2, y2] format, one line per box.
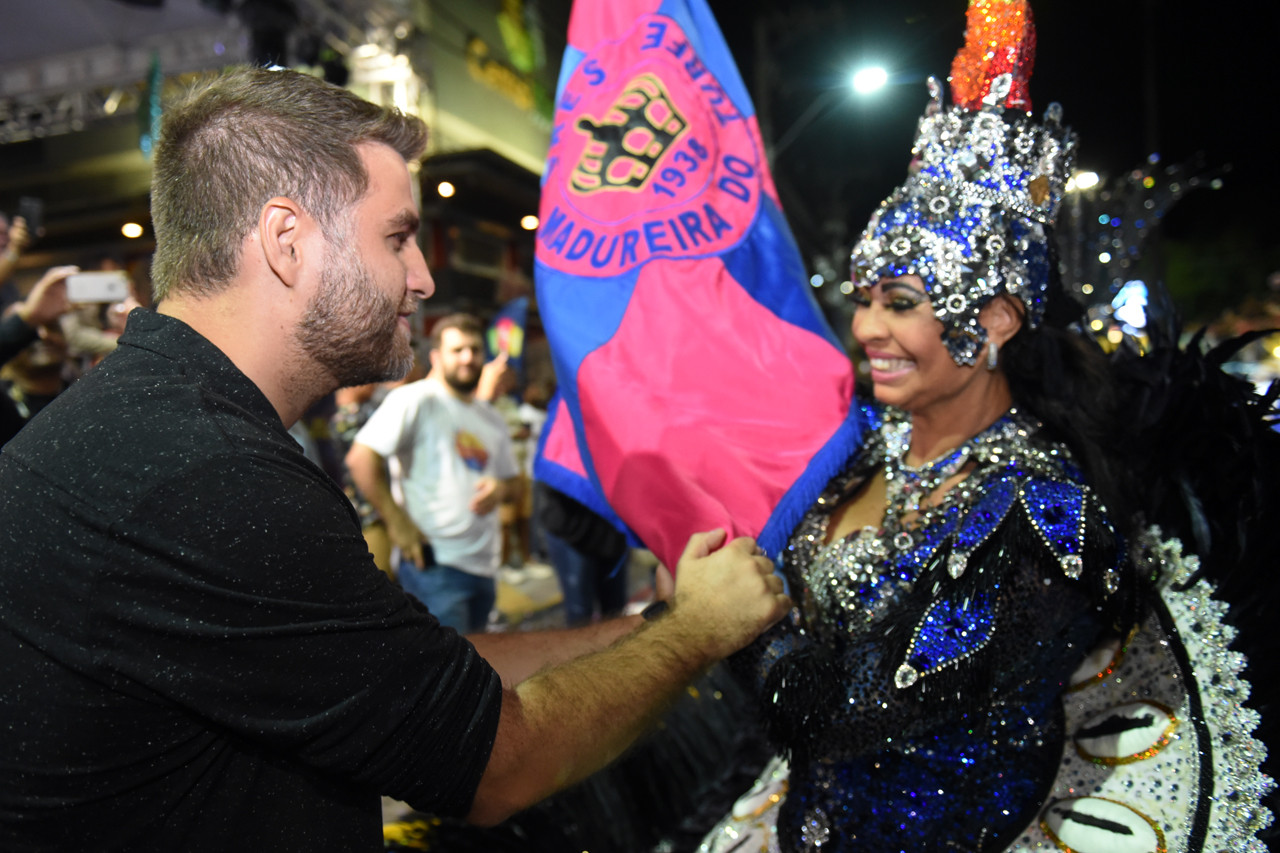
[0, 67, 789, 852]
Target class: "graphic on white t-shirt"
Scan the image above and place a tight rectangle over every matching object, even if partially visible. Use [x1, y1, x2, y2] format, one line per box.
[455, 430, 489, 472]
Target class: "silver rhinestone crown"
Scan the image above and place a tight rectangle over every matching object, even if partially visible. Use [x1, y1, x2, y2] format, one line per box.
[851, 75, 1077, 365]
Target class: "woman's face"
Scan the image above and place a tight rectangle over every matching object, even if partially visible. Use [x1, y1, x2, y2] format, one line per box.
[850, 275, 982, 415]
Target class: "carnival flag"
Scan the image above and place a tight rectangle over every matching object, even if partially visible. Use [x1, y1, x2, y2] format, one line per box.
[534, 0, 866, 571]
[485, 295, 529, 375]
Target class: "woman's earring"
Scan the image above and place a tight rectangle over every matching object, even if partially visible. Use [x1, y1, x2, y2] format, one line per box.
[986, 340, 999, 372]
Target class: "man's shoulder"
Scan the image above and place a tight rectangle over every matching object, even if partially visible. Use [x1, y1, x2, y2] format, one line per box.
[7, 329, 348, 510]
[369, 380, 450, 432]
[26, 349, 209, 440]
[458, 396, 509, 434]
[4, 347, 295, 503]
[380, 377, 445, 409]
[61, 344, 263, 435]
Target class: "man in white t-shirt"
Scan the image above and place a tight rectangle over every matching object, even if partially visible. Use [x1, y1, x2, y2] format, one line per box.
[347, 313, 519, 631]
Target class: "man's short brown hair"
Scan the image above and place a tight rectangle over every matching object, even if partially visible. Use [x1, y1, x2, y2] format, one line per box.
[429, 313, 485, 351]
[150, 66, 427, 300]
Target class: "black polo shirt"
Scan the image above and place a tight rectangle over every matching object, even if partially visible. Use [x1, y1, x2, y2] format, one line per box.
[0, 309, 502, 852]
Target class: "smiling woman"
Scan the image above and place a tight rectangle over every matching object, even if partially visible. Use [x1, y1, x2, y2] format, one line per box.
[848, 274, 1021, 440]
[693, 1, 1277, 851]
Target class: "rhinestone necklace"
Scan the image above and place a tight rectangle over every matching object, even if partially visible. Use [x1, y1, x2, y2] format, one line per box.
[880, 407, 1022, 552]
[794, 407, 1038, 639]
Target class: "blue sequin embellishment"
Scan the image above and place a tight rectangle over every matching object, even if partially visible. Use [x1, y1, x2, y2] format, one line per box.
[945, 476, 1018, 578]
[954, 476, 1018, 552]
[891, 508, 961, 580]
[1020, 478, 1087, 577]
[904, 591, 997, 680]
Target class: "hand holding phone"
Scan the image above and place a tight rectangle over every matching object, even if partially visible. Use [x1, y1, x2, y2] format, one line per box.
[17, 196, 44, 239]
[15, 265, 76, 327]
[66, 270, 130, 303]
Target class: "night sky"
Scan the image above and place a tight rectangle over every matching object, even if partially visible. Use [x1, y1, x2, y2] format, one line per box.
[703, 0, 1278, 300]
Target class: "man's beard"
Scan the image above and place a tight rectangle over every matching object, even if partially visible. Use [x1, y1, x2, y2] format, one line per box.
[442, 363, 481, 395]
[295, 240, 415, 389]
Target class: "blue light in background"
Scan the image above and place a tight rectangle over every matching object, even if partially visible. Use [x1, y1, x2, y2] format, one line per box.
[1112, 280, 1148, 332]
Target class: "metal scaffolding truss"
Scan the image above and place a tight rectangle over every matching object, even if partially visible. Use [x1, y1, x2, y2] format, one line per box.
[0, 22, 249, 145]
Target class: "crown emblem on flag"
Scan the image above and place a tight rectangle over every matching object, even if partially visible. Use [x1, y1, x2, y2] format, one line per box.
[571, 74, 688, 193]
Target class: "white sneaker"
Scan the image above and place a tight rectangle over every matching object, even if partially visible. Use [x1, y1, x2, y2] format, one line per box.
[521, 561, 555, 580]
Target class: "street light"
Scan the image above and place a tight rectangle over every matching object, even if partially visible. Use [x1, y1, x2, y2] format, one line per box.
[851, 66, 888, 95]
[1066, 171, 1100, 192]
[771, 64, 892, 162]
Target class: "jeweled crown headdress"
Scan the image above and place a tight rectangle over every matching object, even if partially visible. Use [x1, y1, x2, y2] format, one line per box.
[850, 0, 1077, 365]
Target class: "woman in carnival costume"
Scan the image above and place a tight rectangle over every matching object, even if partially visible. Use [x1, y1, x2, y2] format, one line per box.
[698, 1, 1276, 851]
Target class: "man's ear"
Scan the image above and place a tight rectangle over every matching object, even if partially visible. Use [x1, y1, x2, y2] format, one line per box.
[259, 197, 308, 287]
[980, 294, 1025, 348]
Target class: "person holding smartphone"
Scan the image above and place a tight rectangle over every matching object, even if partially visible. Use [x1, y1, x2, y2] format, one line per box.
[1, 264, 74, 444]
[0, 210, 33, 312]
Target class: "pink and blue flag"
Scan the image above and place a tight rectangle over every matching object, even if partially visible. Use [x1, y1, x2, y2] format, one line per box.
[485, 295, 529, 375]
[533, 0, 865, 570]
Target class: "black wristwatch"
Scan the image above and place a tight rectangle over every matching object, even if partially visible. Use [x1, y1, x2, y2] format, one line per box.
[640, 600, 669, 621]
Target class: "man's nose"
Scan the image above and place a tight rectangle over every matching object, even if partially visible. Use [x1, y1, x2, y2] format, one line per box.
[408, 242, 435, 301]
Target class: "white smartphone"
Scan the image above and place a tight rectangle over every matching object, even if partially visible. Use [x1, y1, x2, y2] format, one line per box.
[66, 270, 130, 303]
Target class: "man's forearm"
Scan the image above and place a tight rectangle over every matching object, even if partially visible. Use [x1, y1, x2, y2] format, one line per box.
[499, 476, 521, 504]
[467, 609, 714, 825]
[464, 530, 789, 827]
[344, 443, 400, 521]
[0, 248, 19, 283]
[467, 613, 643, 686]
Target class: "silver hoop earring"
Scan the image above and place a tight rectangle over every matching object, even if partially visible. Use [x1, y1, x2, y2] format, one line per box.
[986, 340, 999, 372]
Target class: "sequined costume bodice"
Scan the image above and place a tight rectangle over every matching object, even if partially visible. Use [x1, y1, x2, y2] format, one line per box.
[701, 403, 1271, 853]
[734, 404, 1129, 851]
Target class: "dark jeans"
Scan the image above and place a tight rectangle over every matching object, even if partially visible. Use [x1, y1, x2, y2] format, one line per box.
[544, 530, 628, 626]
[397, 558, 495, 633]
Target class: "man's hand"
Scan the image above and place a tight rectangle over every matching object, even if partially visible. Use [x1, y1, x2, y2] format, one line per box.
[663, 529, 790, 662]
[467, 527, 789, 826]
[476, 353, 514, 402]
[469, 475, 501, 516]
[384, 506, 429, 569]
[16, 265, 75, 328]
[652, 564, 675, 601]
[344, 442, 429, 568]
[9, 216, 31, 254]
